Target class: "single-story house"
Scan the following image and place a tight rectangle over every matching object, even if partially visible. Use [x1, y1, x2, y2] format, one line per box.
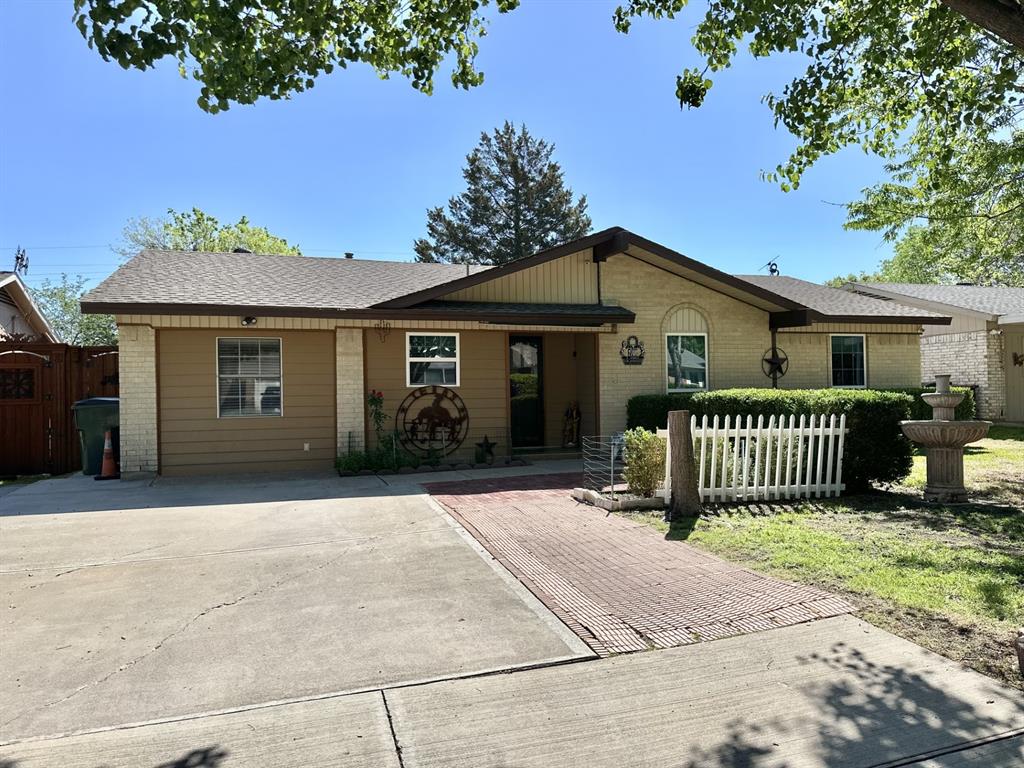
[844, 283, 1024, 422]
[81, 228, 950, 477]
[1, 271, 58, 342]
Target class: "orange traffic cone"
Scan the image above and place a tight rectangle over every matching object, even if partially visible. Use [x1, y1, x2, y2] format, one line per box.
[95, 429, 120, 481]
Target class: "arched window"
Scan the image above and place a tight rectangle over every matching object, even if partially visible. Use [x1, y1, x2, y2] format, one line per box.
[663, 305, 709, 393]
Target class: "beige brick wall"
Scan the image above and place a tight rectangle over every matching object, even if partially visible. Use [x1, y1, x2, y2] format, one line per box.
[598, 255, 772, 433]
[118, 324, 158, 477]
[921, 329, 1005, 419]
[336, 328, 366, 453]
[597, 256, 923, 434]
[779, 331, 921, 390]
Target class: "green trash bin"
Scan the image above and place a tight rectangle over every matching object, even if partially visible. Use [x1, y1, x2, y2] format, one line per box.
[72, 397, 120, 476]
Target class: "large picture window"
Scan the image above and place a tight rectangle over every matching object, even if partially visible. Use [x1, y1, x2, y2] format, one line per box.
[217, 338, 282, 417]
[666, 333, 708, 392]
[407, 333, 459, 387]
[830, 334, 866, 388]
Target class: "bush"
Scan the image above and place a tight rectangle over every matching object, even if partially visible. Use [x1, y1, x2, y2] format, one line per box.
[626, 393, 695, 432]
[626, 388, 916, 491]
[622, 427, 667, 497]
[893, 386, 976, 421]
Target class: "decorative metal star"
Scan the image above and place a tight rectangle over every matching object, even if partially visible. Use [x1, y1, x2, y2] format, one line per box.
[475, 435, 497, 457]
[761, 348, 789, 378]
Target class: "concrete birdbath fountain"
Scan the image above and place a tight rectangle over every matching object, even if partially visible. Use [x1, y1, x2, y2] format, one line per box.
[900, 374, 992, 502]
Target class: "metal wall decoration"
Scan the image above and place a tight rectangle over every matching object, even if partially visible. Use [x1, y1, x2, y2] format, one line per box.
[620, 336, 645, 365]
[1014, 352, 1024, 368]
[761, 347, 789, 379]
[395, 385, 469, 457]
[374, 319, 392, 343]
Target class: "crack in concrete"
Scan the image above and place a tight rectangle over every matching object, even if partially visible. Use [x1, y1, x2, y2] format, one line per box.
[1, 549, 354, 731]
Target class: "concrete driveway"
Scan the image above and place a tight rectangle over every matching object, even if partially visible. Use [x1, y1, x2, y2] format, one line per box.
[0, 472, 590, 742]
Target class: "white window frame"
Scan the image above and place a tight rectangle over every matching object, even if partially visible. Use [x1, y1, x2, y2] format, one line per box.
[215, 336, 284, 418]
[405, 332, 460, 388]
[665, 332, 709, 393]
[828, 333, 868, 389]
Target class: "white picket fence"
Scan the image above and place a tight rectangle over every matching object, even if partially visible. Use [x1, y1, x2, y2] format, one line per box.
[657, 413, 848, 503]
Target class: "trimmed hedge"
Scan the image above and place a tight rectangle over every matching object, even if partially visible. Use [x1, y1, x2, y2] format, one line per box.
[626, 388, 916, 491]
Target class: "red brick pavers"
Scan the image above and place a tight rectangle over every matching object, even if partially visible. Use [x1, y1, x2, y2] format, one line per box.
[427, 473, 853, 657]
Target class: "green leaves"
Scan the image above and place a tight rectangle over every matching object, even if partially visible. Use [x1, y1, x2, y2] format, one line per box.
[73, 0, 518, 113]
[116, 207, 301, 258]
[33, 275, 117, 345]
[414, 122, 592, 265]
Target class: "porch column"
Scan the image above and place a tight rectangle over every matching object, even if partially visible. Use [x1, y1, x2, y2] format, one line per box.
[336, 328, 366, 454]
[118, 324, 158, 478]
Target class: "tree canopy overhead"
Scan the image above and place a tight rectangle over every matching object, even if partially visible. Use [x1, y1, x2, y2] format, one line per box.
[73, 0, 521, 113]
[117, 207, 300, 258]
[414, 122, 591, 265]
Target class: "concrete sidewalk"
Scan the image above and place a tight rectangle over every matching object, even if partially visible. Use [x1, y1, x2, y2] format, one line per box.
[6, 616, 1022, 767]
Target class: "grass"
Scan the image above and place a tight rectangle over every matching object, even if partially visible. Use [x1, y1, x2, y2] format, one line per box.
[625, 425, 1024, 690]
[900, 424, 1024, 508]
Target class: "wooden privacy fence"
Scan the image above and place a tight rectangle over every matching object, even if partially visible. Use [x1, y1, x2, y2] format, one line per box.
[0, 343, 119, 476]
[657, 413, 848, 503]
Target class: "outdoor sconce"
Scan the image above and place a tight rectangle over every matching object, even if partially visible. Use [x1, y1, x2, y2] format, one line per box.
[241, 317, 258, 327]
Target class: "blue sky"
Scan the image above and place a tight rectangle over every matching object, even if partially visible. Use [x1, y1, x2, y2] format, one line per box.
[0, 0, 894, 290]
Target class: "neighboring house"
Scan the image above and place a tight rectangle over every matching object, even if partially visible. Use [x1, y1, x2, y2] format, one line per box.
[81, 228, 949, 477]
[845, 283, 1024, 422]
[0, 271, 58, 342]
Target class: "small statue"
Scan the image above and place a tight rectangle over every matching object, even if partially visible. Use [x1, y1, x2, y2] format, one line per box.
[562, 401, 581, 448]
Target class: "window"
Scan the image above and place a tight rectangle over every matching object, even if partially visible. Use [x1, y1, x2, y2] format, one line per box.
[666, 333, 708, 392]
[407, 333, 459, 387]
[830, 334, 866, 388]
[217, 338, 282, 417]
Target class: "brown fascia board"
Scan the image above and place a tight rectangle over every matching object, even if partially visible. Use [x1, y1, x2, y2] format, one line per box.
[81, 301, 635, 326]
[770, 309, 951, 328]
[372, 227, 629, 309]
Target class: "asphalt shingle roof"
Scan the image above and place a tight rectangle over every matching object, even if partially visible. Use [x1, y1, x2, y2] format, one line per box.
[736, 275, 947, 319]
[852, 282, 1024, 318]
[82, 250, 491, 311]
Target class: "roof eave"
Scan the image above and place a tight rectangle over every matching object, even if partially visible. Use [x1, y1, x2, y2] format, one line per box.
[845, 283, 996, 322]
[82, 301, 633, 326]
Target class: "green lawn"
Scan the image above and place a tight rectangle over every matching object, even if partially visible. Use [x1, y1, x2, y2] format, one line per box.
[626, 425, 1024, 689]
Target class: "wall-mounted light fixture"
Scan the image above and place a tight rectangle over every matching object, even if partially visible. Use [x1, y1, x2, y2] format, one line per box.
[241, 316, 258, 327]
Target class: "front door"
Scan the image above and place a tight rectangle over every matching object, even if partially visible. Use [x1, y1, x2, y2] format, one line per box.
[510, 335, 543, 447]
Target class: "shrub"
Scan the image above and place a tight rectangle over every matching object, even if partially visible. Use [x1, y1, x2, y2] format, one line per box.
[626, 393, 695, 432]
[622, 427, 666, 497]
[893, 386, 976, 421]
[626, 388, 915, 491]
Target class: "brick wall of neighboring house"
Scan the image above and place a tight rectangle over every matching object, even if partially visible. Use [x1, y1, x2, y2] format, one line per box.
[336, 328, 366, 454]
[118, 324, 158, 477]
[920, 330, 1005, 420]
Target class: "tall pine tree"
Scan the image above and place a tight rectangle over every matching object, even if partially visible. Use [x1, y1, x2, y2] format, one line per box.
[414, 123, 591, 264]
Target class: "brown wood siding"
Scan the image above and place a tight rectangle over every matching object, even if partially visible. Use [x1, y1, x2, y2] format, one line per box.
[575, 334, 598, 438]
[363, 329, 509, 462]
[158, 329, 335, 475]
[1006, 331, 1024, 421]
[543, 333, 579, 446]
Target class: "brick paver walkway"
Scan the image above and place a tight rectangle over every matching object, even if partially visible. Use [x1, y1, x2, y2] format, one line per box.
[427, 473, 853, 656]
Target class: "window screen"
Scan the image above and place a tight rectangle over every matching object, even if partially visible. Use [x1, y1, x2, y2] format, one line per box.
[217, 338, 282, 417]
[830, 335, 866, 387]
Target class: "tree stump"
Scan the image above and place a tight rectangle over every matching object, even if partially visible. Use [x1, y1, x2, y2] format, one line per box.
[668, 410, 702, 520]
